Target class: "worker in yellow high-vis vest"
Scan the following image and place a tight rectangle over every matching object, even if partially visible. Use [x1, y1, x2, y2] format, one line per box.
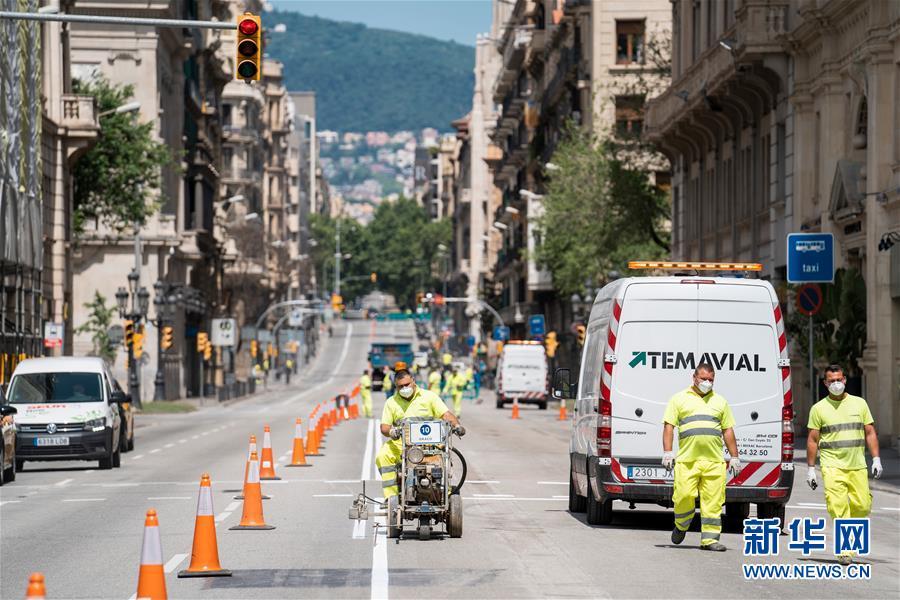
[359, 370, 373, 418]
[806, 363, 882, 566]
[428, 368, 442, 394]
[663, 362, 742, 552]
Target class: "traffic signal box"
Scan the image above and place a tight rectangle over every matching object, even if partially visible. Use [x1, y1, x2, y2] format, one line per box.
[236, 13, 262, 81]
[576, 324, 586, 347]
[124, 320, 134, 348]
[161, 326, 174, 351]
[133, 324, 145, 359]
[544, 331, 559, 358]
[250, 340, 258, 358]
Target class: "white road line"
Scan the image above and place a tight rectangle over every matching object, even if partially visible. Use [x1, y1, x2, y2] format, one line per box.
[552, 495, 568, 499]
[55, 478, 74, 487]
[214, 511, 232, 523]
[464, 497, 567, 502]
[163, 553, 188, 573]
[466, 480, 500, 484]
[191, 435, 199, 440]
[201, 432, 210, 436]
[361, 418, 375, 481]
[224, 500, 240, 512]
[84, 469, 94, 474]
[131, 454, 145, 460]
[277, 323, 354, 407]
[178, 439, 187, 444]
[537, 481, 567, 486]
[62, 498, 106, 502]
[164, 443, 174, 448]
[352, 519, 366, 539]
[473, 493, 514, 498]
[371, 495, 389, 600]
[326, 480, 361, 484]
[0, 500, 23, 506]
[787, 505, 828, 510]
[881, 507, 900, 511]
[147, 496, 192, 500]
[797, 502, 827, 507]
[149, 448, 161, 454]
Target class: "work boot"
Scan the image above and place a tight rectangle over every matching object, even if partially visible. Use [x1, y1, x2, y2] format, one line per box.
[700, 542, 727, 552]
[838, 555, 852, 566]
[671, 528, 686, 545]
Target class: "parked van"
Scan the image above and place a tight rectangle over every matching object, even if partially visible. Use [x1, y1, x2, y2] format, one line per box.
[555, 266, 794, 529]
[7, 357, 125, 470]
[497, 341, 549, 410]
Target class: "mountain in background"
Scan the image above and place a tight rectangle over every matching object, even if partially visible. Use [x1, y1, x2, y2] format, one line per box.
[266, 10, 475, 132]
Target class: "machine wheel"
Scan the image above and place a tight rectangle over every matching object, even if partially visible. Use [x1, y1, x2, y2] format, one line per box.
[387, 495, 402, 539]
[725, 502, 750, 533]
[568, 468, 586, 513]
[418, 518, 431, 541]
[448, 493, 463, 538]
[586, 481, 613, 525]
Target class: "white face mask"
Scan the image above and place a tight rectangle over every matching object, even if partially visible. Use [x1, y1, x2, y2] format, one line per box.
[398, 386, 414, 399]
[828, 381, 845, 397]
[696, 379, 713, 394]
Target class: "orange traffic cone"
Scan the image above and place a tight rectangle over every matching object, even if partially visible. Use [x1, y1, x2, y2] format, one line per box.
[178, 474, 232, 578]
[136, 509, 167, 600]
[235, 435, 270, 500]
[229, 451, 275, 530]
[306, 410, 321, 457]
[258, 425, 281, 480]
[25, 573, 45, 599]
[511, 398, 521, 420]
[335, 399, 343, 423]
[285, 418, 311, 467]
[558, 401, 568, 420]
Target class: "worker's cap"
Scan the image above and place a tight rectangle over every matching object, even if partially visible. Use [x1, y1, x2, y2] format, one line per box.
[393, 361, 408, 371]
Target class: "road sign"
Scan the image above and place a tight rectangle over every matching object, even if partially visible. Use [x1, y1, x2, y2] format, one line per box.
[787, 233, 834, 283]
[43, 322, 64, 349]
[107, 324, 124, 344]
[528, 314, 545, 337]
[211, 318, 237, 347]
[288, 309, 303, 327]
[492, 325, 510, 341]
[796, 283, 823, 316]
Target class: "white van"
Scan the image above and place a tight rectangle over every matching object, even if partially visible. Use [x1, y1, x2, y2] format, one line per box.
[497, 341, 549, 410]
[8, 357, 124, 470]
[556, 271, 794, 528]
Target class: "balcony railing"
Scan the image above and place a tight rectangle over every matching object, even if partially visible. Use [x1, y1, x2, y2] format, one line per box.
[223, 125, 260, 142]
[221, 167, 261, 183]
[61, 94, 98, 129]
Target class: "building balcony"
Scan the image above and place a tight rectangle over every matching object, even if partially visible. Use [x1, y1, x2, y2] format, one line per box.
[543, 46, 578, 106]
[223, 124, 261, 143]
[493, 28, 532, 103]
[221, 167, 261, 184]
[60, 94, 100, 160]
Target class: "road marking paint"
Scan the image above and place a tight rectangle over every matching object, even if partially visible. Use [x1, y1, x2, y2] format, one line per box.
[313, 494, 353, 497]
[163, 553, 188, 573]
[214, 511, 232, 523]
[371, 495, 388, 600]
[164, 443, 174, 448]
[149, 448, 161, 454]
[361, 418, 375, 481]
[352, 519, 366, 539]
[132, 454, 145, 460]
[464, 497, 567, 502]
[797, 502, 827, 507]
[55, 478, 73, 487]
[201, 432, 210, 436]
[537, 481, 567, 486]
[147, 496, 192, 500]
[84, 469, 94, 474]
[552, 495, 568, 499]
[472, 493, 514, 498]
[326, 480, 362, 484]
[881, 507, 900, 511]
[62, 498, 106, 502]
[0, 500, 22, 506]
[466, 480, 500, 484]
[191, 435, 199, 440]
[277, 324, 354, 408]
[102, 483, 139, 487]
[224, 500, 240, 512]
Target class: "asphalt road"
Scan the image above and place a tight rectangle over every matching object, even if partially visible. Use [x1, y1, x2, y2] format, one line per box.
[1, 319, 898, 599]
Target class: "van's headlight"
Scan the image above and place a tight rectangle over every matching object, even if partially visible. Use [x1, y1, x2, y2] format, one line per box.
[84, 418, 107, 432]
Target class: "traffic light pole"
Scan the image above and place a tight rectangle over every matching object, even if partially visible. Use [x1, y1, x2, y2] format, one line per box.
[153, 319, 165, 402]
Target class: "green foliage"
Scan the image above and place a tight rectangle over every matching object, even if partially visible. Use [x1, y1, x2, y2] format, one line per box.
[535, 124, 670, 295]
[75, 291, 118, 363]
[786, 268, 867, 376]
[266, 10, 473, 131]
[310, 199, 451, 307]
[72, 77, 173, 235]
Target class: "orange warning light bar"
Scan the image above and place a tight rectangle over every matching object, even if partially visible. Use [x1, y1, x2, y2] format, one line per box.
[628, 261, 763, 272]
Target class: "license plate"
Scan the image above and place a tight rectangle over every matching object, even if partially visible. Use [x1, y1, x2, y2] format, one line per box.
[626, 466, 673, 481]
[35, 436, 70, 447]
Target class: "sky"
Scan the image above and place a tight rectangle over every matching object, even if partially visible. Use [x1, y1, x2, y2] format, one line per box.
[269, 0, 493, 46]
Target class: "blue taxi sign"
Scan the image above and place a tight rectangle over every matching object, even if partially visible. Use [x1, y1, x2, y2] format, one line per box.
[787, 233, 834, 283]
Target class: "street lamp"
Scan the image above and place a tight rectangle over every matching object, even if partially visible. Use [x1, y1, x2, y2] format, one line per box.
[151, 280, 171, 402]
[98, 101, 141, 118]
[115, 269, 150, 407]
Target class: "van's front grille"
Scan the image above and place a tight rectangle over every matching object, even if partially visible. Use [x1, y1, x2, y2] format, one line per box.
[17, 423, 86, 433]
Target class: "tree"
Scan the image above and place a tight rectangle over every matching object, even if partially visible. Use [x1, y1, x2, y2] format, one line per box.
[75, 291, 118, 363]
[72, 77, 174, 235]
[535, 124, 669, 295]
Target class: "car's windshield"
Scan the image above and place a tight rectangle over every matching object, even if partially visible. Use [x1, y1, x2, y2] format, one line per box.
[8, 372, 104, 404]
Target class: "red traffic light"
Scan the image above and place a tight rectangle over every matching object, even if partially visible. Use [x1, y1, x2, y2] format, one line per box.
[239, 18, 259, 36]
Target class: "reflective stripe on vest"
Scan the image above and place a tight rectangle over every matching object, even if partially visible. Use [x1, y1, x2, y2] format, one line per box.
[679, 427, 722, 439]
[819, 422, 864, 434]
[679, 414, 720, 427]
[819, 439, 865, 450]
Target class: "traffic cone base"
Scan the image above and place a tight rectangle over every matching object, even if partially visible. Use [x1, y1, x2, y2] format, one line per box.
[234, 493, 271, 500]
[229, 524, 276, 530]
[178, 567, 232, 577]
[285, 464, 313, 467]
[26, 572, 46, 599]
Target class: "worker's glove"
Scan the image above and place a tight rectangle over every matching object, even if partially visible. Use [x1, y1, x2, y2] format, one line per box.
[661, 451, 674, 472]
[728, 457, 743, 477]
[389, 427, 402, 440]
[452, 425, 466, 437]
[806, 466, 818, 490]
[872, 457, 883, 479]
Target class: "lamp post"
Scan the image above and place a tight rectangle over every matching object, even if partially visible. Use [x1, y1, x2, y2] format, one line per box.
[151, 280, 177, 401]
[115, 268, 149, 408]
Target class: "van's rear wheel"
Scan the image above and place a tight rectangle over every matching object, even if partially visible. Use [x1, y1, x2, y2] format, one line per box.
[756, 503, 785, 529]
[538, 400, 548, 410]
[568, 468, 586, 513]
[586, 481, 613, 525]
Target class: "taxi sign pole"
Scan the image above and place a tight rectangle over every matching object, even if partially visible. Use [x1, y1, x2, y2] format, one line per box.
[808, 314, 814, 405]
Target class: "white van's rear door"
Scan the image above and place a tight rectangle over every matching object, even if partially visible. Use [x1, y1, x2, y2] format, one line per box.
[698, 283, 782, 469]
[501, 345, 546, 395]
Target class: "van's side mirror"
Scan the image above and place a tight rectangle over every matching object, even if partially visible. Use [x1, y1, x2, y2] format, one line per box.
[553, 368, 577, 400]
[110, 390, 128, 404]
[0, 405, 17, 416]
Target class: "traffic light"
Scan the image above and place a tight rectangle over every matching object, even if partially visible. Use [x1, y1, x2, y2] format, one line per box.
[235, 12, 262, 81]
[576, 324, 586, 347]
[250, 339, 258, 358]
[203, 341, 212, 362]
[133, 325, 145, 359]
[416, 292, 424, 306]
[161, 326, 174, 351]
[370, 272, 377, 283]
[123, 320, 134, 348]
[197, 332, 208, 353]
[331, 293, 343, 312]
[545, 331, 558, 358]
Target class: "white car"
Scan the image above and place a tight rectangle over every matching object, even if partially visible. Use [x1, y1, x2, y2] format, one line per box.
[496, 341, 549, 410]
[555, 270, 794, 528]
[8, 357, 125, 470]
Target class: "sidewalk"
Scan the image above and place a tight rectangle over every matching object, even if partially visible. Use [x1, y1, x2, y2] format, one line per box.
[794, 446, 900, 496]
